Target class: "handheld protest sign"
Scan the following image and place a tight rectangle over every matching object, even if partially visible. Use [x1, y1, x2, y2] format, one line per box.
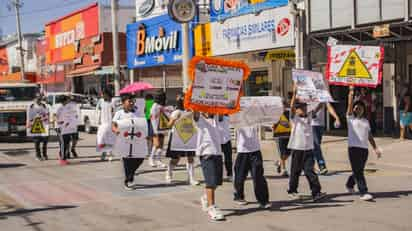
[170, 112, 198, 151]
[326, 45, 384, 88]
[27, 104, 49, 137]
[292, 69, 334, 103]
[113, 118, 148, 158]
[184, 56, 250, 115]
[229, 96, 284, 128]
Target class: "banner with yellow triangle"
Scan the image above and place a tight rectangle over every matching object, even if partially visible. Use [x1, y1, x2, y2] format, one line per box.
[273, 114, 291, 136]
[158, 111, 171, 131]
[30, 117, 46, 134]
[337, 50, 371, 79]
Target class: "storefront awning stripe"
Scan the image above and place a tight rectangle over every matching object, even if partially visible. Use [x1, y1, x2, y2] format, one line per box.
[67, 65, 100, 78]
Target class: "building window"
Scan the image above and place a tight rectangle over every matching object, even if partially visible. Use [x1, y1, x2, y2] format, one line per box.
[244, 70, 271, 96]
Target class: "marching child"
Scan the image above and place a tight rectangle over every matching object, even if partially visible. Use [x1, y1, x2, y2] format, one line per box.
[112, 94, 145, 191]
[233, 125, 270, 209]
[274, 96, 292, 176]
[194, 112, 225, 221]
[287, 85, 326, 202]
[346, 86, 381, 201]
[165, 93, 199, 185]
[149, 92, 168, 168]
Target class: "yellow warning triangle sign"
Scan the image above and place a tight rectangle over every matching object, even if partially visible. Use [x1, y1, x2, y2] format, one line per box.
[175, 116, 197, 144]
[337, 50, 371, 79]
[274, 114, 291, 135]
[31, 117, 46, 134]
[158, 112, 171, 130]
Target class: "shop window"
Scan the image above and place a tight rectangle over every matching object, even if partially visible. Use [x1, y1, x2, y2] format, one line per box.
[244, 70, 271, 96]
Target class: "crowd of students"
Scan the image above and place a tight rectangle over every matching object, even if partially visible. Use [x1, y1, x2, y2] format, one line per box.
[27, 84, 383, 222]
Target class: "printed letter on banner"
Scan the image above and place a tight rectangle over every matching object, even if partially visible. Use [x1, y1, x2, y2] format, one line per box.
[326, 45, 384, 88]
[184, 56, 250, 115]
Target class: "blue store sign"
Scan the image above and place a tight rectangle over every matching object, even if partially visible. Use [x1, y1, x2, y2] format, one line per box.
[210, 0, 289, 22]
[127, 14, 193, 68]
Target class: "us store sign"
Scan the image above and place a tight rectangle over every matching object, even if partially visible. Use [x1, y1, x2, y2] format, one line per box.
[127, 14, 193, 68]
[195, 6, 294, 56]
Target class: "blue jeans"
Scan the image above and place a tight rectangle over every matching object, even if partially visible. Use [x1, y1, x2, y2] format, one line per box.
[312, 126, 326, 168]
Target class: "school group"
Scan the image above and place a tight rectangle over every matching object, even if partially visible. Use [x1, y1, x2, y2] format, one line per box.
[27, 84, 382, 222]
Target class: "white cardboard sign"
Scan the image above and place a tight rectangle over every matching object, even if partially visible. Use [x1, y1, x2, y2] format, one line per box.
[113, 118, 148, 158]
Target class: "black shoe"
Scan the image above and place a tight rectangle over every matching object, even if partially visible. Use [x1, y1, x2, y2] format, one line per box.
[275, 161, 281, 174]
[43, 155, 48, 160]
[71, 149, 78, 158]
[312, 192, 327, 202]
[319, 166, 328, 175]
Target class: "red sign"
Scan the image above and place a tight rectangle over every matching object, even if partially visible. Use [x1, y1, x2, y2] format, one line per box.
[45, 3, 99, 64]
[277, 18, 290, 37]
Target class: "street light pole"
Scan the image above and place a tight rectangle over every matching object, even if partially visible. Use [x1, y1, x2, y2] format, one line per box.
[111, 0, 121, 96]
[181, 22, 190, 93]
[12, 0, 25, 81]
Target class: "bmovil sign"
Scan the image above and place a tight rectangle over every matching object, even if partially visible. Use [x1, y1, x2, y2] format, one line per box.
[127, 14, 193, 68]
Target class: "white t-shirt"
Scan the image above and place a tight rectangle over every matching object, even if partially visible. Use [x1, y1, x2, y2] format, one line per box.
[195, 115, 223, 156]
[310, 103, 325, 127]
[347, 115, 370, 149]
[287, 113, 314, 151]
[112, 109, 139, 122]
[98, 100, 114, 125]
[217, 116, 231, 144]
[236, 126, 260, 153]
[150, 103, 168, 135]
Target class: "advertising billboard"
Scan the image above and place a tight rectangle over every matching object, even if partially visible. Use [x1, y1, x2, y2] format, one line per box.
[45, 3, 99, 64]
[127, 14, 193, 68]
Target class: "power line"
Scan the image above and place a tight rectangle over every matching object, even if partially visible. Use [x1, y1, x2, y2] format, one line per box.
[0, 0, 93, 18]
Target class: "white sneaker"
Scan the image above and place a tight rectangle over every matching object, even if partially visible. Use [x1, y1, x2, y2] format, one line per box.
[189, 179, 200, 186]
[235, 199, 248, 206]
[148, 158, 156, 167]
[288, 193, 301, 200]
[346, 186, 356, 194]
[165, 174, 172, 184]
[259, 203, 272, 209]
[360, 193, 373, 201]
[207, 205, 225, 221]
[156, 160, 167, 168]
[200, 195, 208, 212]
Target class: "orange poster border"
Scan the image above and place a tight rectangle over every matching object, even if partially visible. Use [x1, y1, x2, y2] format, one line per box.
[184, 56, 250, 115]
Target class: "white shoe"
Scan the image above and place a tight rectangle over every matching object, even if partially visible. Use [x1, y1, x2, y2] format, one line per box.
[148, 158, 156, 167]
[207, 205, 225, 221]
[189, 179, 200, 186]
[200, 195, 208, 212]
[360, 193, 373, 201]
[108, 156, 113, 162]
[235, 199, 248, 206]
[156, 160, 167, 168]
[346, 186, 356, 194]
[165, 174, 172, 184]
[288, 193, 301, 200]
[259, 203, 272, 209]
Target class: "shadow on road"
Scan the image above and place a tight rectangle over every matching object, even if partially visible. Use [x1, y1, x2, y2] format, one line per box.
[0, 205, 77, 219]
[0, 163, 26, 168]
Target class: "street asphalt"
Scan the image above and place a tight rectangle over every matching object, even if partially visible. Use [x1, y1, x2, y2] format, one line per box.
[0, 133, 411, 231]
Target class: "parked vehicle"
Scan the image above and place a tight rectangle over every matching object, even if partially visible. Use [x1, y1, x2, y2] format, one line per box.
[0, 82, 39, 137]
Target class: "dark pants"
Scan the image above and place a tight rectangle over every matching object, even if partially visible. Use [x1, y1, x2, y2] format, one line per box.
[60, 134, 73, 160]
[234, 151, 269, 205]
[34, 136, 48, 158]
[221, 141, 233, 177]
[346, 147, 369, 194]
[288, 150, 322, 196]
[312, 126, 326, 168]
[122, 158, 144, 184]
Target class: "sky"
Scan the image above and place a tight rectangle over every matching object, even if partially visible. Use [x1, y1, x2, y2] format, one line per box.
[0, 0, 134, 37]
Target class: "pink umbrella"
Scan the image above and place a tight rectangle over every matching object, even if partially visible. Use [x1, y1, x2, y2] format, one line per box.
[119, 82, 154, 94]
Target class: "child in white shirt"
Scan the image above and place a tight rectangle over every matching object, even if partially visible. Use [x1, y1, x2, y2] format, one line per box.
[194, 112, 225, 221]
[233, 126, 270, 209]
[287, 86, 326, 202]
[346, 86, 381, 201]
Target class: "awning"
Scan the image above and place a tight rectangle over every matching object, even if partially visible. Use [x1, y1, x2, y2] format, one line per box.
[66, 65, 100, 78]
[94, 65, 128, 75]
[0, 72, 36, 83]
[36, 71, 65, 84]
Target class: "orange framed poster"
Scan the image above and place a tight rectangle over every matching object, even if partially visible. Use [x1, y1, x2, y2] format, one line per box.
[184, 56, 250, 115]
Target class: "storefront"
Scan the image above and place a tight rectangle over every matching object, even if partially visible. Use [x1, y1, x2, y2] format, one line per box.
[67, 32, 127, 96]
[126, 14, 194, 102]
[307, 0, 412, 135]
[44, 2, 134, 95]
[194, 5, 295, 97]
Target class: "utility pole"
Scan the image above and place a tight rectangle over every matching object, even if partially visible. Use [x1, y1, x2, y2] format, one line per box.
[181, 23, 190, 93]
[11, 0, 25, 81]
[111, 0, 121, 96]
